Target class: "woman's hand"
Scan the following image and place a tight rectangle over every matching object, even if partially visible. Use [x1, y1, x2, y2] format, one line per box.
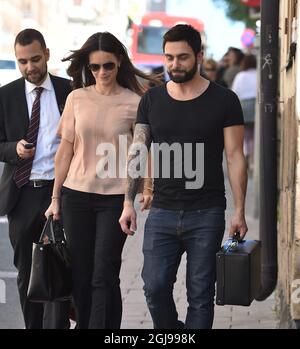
[45, 198, 60, 221]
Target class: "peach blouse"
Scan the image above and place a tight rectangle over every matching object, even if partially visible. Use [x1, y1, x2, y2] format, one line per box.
[57, 85, 141, 195]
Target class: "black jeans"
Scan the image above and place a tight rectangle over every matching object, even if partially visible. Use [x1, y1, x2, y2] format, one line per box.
[61, 187, 126, 329]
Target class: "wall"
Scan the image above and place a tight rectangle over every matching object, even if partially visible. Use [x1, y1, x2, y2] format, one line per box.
[277, 0, 300, 328]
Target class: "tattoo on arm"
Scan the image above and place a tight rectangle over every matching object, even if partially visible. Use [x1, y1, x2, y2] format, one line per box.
[125, 124, 152, 203]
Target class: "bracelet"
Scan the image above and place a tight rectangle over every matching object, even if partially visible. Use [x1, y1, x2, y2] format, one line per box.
[51, 196, 60, 200]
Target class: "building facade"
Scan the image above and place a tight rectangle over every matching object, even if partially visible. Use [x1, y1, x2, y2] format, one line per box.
[0, 0, 133, 75]
[277, 0, 300, 328]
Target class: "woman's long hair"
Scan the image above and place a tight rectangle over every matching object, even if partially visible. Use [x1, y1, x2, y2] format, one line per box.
[62, 32, 162, 95]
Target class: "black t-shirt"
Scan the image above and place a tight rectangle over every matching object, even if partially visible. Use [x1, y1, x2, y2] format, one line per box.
[136, 81, 244, 210]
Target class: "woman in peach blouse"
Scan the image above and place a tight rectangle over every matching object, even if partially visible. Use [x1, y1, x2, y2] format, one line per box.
[45, 32, 157, 329]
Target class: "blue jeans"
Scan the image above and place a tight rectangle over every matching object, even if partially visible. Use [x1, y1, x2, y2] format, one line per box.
[142, 207, 225, 329]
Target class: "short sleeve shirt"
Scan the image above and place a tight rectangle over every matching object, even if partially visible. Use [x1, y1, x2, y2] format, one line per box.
[58, 85, 140, 194]
[136, 82, 244, 210]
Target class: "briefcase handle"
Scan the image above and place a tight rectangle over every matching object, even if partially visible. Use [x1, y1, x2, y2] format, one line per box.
[223, 231, 244, 252]
[233, 231, 242, 243]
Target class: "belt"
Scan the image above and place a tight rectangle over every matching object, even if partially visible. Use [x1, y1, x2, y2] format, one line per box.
[26, 180, 54, 188]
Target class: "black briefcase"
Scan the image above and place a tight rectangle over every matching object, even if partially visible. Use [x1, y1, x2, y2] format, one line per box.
[216, 234, 261, 306]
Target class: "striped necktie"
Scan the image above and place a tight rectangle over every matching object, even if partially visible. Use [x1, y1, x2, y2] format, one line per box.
[14, 87, 44, 188]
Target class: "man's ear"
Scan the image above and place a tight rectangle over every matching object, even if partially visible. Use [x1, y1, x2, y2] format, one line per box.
[197, 51, 204, 65]
[45, 48, 50, 62]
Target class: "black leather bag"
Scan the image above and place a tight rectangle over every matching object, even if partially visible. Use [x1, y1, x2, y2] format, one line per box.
[216, 232, 261, 306]
[27, 216, 72, 302]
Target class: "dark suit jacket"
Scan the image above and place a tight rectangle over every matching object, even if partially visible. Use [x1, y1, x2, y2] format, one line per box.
[0, 74, 72, 216]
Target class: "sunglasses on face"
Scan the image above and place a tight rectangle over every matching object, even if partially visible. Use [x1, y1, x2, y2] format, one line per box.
[88, 62, 116, 72]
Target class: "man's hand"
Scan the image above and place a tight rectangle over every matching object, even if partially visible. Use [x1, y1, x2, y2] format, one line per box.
[229, 212, 248, 240]
[119, 202, 137, 236]
[16, 139, 35, 159]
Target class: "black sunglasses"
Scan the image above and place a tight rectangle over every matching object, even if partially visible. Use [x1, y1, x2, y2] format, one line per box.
[88, 62, 116, 72]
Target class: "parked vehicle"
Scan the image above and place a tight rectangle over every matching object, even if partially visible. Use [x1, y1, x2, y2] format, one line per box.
[0, 58, 20, 87]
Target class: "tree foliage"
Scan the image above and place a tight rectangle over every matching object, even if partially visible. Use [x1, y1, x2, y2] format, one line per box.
[212, 0, 256, 28]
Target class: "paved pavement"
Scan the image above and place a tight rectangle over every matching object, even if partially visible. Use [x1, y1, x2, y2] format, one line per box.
[0, 159, 278, 328]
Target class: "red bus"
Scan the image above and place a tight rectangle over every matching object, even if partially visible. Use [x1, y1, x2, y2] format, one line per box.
[130, 12, 205, 73]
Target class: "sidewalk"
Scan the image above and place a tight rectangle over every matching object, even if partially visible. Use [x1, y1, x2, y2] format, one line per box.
[120, 177, 278, 329]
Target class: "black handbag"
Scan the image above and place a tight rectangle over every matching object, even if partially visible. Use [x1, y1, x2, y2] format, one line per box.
[27, 216, 72, 302]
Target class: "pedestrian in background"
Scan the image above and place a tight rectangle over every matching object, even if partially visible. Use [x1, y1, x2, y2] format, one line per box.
[202, 58, 218, 82]
[120, 24, 248, 329]
[223, 47, 245, 88]
[232, 54, 257, 173]
[215, 52, 230, 88]
[0, 29, 71, 329]
[45, 32, 157, 329]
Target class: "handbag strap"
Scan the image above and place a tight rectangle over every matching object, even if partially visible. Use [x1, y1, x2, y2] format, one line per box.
[38, 216, 56, 243]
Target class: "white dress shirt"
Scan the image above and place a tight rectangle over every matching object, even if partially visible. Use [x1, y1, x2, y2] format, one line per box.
[25, 74, 61, 180]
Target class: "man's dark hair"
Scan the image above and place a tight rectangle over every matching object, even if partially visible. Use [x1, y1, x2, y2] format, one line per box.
[14, 28, 47, 49]
[163, 24, 202, 56]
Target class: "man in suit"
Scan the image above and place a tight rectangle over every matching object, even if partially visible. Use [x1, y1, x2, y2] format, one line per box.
[0, 29, 72, 329]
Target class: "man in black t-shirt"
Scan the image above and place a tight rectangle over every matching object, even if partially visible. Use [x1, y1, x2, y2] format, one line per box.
[119, 24, 248, 329]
